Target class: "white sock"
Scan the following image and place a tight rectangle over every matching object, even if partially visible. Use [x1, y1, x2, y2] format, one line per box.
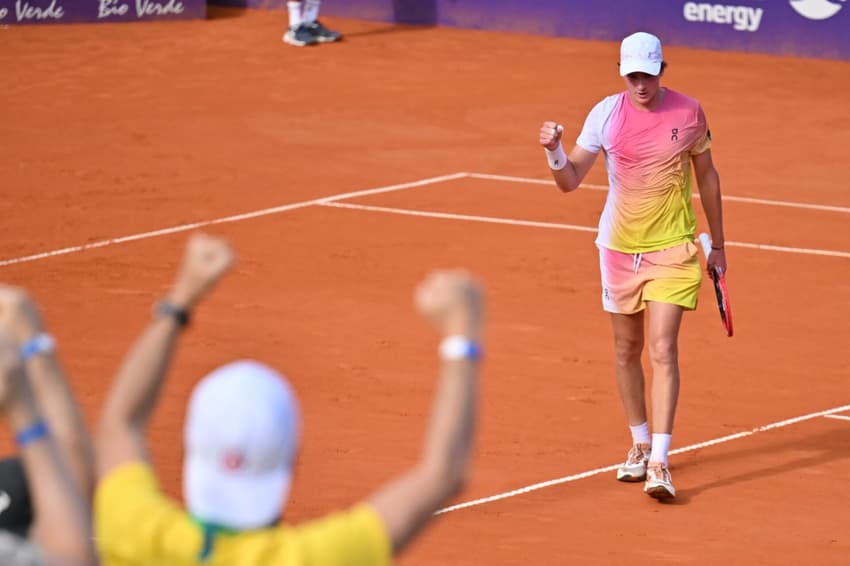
[287, 1, 302, 28]
[303, 0, 321, 23]
[650, 433, 672, 465]
[629, 422, 650, 446]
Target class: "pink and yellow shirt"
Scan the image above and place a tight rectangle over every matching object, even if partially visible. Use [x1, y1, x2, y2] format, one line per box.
[577, 88, 712, 254]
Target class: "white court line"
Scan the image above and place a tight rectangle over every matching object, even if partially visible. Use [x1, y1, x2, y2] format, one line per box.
[319, 202, 850, 259]
[5, 170, 850, 267]
[0, 173, 467, 268]
[465, 172, 850, 214]
[435, 403, 850, 515]
[319, 202, 599, 233]
[466, 172, 610, 191]
[728, 240, 850, 259]
[824, 414, 850, 422]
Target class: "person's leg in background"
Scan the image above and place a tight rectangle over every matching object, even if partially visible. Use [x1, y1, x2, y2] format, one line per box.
[283, 0, 342, 47]
[283, 1, 316, 46]
[303, 0, 342, 42]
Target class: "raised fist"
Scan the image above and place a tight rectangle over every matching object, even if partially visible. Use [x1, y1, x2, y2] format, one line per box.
[415, 270, 483, 339]
[0, 285, 44, 344]
[170, 233, 236, 309]
[539, 121, 564, 151]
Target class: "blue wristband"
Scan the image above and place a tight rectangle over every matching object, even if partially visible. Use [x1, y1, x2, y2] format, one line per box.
[20, 333, 55, 361]
[15, 420, 49, 447]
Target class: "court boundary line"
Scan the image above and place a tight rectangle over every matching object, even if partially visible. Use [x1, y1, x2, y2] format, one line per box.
[0, 173, 466, 268]
[319, 202, 850, 259]
[434, 403, 850, 515]
[464, 172, 850, 214]
[824, 414, 850, 422]
[4, 170, 850, 268]
[321, 202, 601, 233]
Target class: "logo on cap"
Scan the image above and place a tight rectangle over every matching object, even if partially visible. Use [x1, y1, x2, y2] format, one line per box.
[789, 0, 844, 20]
[222, 451, 245, 471]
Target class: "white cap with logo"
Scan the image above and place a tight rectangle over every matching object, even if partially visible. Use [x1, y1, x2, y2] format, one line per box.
[619, 32, 664, 77]
[183, 360, 301, 530]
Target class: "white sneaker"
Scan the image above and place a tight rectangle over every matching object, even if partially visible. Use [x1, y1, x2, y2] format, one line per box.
[616, 443, 650, 482]
[644, 462, 676, 500]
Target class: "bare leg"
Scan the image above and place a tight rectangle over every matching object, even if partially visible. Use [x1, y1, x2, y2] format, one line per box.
[646, 301, 685, 434]
[609, 312, 647, 426]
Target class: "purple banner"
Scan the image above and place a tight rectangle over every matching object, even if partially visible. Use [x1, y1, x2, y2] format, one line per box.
[210, 0, 850, 61]
[0, 0, 205, 24]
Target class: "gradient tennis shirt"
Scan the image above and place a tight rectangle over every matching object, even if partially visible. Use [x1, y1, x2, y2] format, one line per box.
[577, 88, 712, 254]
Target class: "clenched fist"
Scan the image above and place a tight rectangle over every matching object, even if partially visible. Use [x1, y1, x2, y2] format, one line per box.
[415, 270, 483, 340]
[539, 121, 564, 150]
[169, 233, 236, 310]
[0, 285, 44, 344]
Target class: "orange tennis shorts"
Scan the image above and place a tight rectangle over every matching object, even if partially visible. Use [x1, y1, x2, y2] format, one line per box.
[598, 241, 702, 314]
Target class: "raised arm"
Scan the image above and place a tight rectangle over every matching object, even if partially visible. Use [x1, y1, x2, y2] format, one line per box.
[0, 286, 94, 501]
[96, 233, 234, 478]
[367, 270, 483, 555]
[539, 121, 598, 193]
[692, 149, 727, 273]
[0, 330, 96, 566]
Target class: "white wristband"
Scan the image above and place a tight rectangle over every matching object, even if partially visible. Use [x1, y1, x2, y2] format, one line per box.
[545, 144, 568, 171]
[439, 336, 482, 362]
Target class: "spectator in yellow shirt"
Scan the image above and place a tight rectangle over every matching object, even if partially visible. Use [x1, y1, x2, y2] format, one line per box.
[95, 232, 484, 565]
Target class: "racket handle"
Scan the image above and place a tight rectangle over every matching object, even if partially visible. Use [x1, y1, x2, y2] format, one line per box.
[698, 232, 712, 259]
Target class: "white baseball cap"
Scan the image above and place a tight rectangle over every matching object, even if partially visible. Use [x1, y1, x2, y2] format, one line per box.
[619, 32, 664, 77]
[183, 360, 301, 530]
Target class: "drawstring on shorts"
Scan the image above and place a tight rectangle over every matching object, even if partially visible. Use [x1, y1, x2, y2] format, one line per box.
[632, 252, 643, 274]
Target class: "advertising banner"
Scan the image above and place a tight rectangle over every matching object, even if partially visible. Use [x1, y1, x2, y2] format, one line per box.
[210, 0, 850, 61]
[0, 0, 206, 24]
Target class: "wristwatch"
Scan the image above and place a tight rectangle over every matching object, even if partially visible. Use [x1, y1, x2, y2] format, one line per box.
[155, 300, 190, 328]
[20, 333, 55, 361]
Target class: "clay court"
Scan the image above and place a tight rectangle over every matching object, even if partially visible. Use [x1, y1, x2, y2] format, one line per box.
[2, 6, 849, 564]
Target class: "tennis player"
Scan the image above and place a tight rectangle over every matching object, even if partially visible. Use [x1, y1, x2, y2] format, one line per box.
[538, 32, 727, 499]
[94, 233, 484, 564]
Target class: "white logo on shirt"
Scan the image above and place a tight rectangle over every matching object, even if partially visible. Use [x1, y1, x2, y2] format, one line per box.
[789, 0, 844, 20]
[682, 3, 764, 32]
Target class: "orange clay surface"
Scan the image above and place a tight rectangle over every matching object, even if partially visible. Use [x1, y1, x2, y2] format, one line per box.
[2, 7, 850, 564]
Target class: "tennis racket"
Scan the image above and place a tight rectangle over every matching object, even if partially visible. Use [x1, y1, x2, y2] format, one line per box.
[698, 232, 733, 337]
